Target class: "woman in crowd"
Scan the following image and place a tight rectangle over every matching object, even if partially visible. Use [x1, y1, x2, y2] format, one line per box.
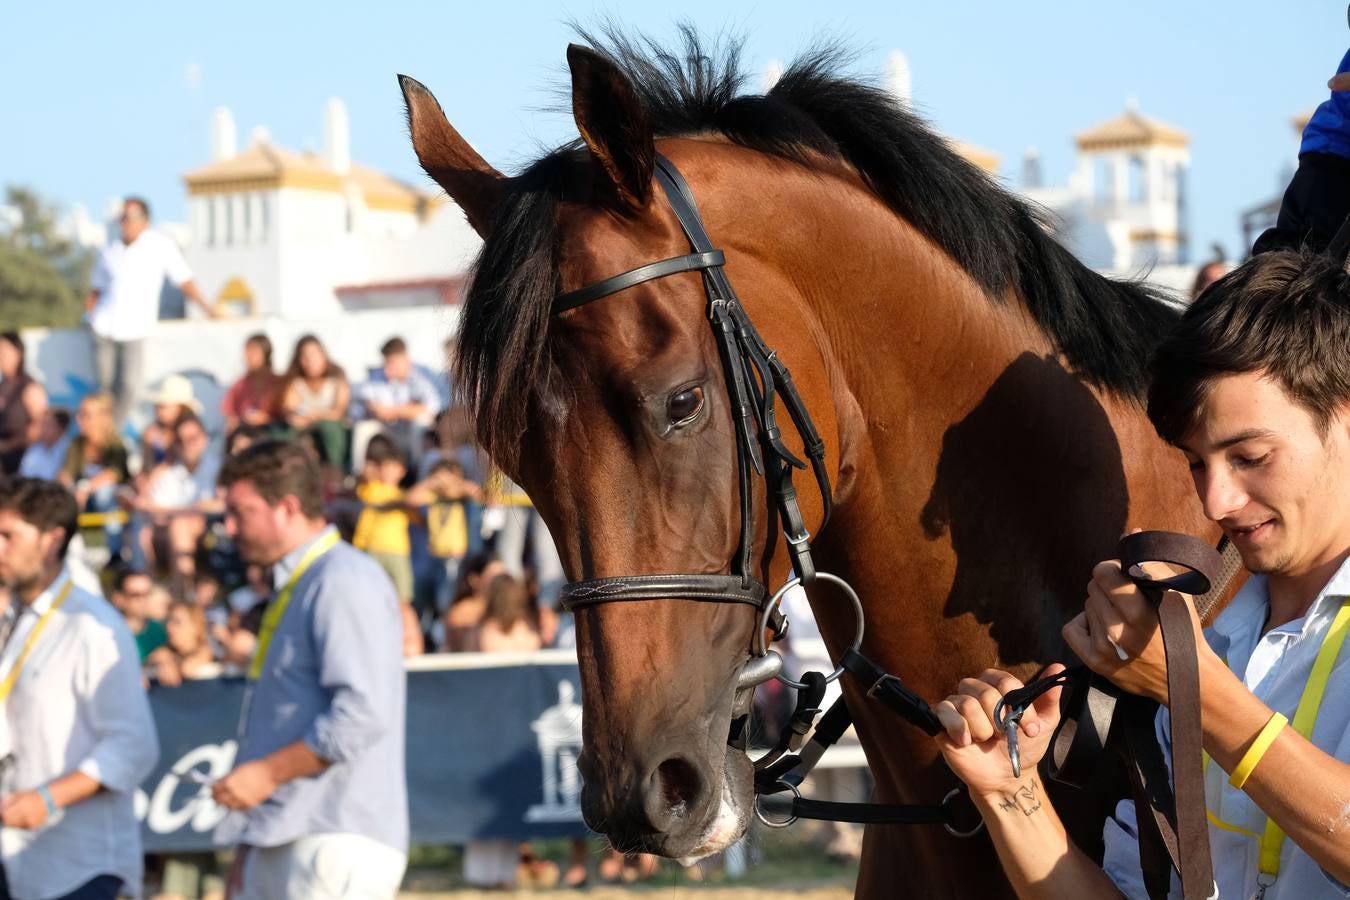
[221, 332, 281, 434]
[478, 573, 542, 652]
[440, 552, 506, 652]
[146, 601, 216, 687]
[140, 374, 202, 470]
[59, 391, 130, 558]
[278, 334, 350, 468]
[0, 331, 48, 474]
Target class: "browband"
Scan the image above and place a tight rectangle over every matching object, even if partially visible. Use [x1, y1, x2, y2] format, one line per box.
[554, 250, 726, 313]
[561, 574, 768, 610]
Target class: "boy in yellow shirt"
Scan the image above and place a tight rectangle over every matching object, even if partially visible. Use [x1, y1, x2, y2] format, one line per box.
[352, 434, 415, 604]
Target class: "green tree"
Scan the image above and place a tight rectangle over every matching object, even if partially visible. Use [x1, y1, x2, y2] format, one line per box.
[0, 185, 94, 329]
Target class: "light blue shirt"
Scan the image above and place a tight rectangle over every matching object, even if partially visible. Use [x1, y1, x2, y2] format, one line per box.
[1102, 558, 1350, 899]
[232, 526, 408, 852]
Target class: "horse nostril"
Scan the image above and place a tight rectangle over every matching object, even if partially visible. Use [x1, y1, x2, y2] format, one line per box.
[655, 757, 702, 813]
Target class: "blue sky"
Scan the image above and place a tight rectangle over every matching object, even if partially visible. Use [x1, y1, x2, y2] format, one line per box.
[0, 1, 1341, 261]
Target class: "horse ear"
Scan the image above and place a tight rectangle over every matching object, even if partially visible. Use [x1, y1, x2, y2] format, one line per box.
[399, 75, 506, 238]
[566, 44, 655, 211]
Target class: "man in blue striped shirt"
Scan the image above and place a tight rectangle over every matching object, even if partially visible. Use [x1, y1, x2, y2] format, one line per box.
[211, 441, 408, 899]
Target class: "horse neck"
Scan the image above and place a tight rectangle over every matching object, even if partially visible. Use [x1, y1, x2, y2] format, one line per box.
[710, 154, 1208, 666]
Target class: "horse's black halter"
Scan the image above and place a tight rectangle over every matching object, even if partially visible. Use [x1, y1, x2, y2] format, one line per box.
[554, 154, 832, 613]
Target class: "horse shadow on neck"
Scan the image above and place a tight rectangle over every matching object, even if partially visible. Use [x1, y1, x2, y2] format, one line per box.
[920, 351, 1131, 666]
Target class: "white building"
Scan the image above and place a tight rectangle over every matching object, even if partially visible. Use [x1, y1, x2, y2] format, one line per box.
[180, 101, 480, 319]
[1022, 104, 1191, 272]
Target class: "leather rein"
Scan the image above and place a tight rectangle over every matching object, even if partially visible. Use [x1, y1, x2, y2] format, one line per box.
[549, 154, 1233, 895]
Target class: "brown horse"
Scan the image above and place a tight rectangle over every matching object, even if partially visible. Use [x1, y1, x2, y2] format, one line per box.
[401, 31, 1216, 897]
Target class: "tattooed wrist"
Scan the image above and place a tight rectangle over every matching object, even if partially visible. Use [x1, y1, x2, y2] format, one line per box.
[992, 777, 1044, 817]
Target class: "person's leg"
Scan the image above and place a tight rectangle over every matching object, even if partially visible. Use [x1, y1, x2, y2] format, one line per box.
[92, 332, 116, 395]
[311, 421, 348, 469]
[117, 338, 146, 429]
[51, 874, 123, 900]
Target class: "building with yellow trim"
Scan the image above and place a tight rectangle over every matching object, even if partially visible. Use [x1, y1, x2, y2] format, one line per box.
[1019, 103, 1191, 271]
[180, 100, 478, 319]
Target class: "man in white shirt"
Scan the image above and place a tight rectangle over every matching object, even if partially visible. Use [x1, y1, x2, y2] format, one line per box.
[0, 478, 159, 899]
[932, 248, 1350, 898]
[86, 197, 215, 425]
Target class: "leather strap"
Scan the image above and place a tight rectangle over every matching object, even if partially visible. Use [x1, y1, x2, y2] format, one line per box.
[553, 250, 726, 312]
[1119, 532, 1216, 900]
[840, 647, 943, 736]
[560, 574, 768, 610]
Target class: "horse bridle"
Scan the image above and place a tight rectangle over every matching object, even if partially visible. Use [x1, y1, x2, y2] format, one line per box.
[554, 154, 834, 619]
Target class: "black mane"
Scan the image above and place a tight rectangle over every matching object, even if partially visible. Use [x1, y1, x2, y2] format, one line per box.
[455, 26, 1180, 465]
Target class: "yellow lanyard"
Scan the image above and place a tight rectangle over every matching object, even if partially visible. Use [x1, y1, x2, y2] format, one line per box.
[0, 579, 74, 701]
[247, 530, 340, 681]
[1203, 597, 1350, 885]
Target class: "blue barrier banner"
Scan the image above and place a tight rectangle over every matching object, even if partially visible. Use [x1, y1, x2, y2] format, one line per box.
[136, 652, 589, 853]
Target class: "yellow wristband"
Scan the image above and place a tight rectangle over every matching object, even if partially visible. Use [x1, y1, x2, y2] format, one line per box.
[1229, 712, 1288, 790]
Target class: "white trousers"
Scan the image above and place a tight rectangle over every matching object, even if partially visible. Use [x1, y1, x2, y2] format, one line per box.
[235, 833, 407, 900]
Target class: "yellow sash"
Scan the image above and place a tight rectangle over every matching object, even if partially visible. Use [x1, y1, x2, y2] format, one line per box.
[247, 530, 340, 681]
[0, 579, 74, 701]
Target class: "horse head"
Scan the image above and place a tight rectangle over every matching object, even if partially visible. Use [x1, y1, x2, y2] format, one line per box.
[402, 44, 836, 860]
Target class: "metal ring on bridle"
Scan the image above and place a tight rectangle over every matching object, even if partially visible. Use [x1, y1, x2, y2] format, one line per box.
[941, 788, 986, 838]
[753, 571, 864, 689]
[753, 782, 801, 829]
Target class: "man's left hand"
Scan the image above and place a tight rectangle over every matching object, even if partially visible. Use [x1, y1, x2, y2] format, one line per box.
[0, 791, 50, 829]
[212, 759, 279, 810]
[1061, 558, 1208, 705]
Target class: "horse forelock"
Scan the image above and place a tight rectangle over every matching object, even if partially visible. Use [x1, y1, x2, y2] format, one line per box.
[452, 23, 1181, 467]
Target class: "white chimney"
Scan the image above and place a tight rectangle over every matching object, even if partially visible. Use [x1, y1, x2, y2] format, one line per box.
[324, 98, 350, 175]
[210, 107, 237, 161]
[886, 51, 912, 106]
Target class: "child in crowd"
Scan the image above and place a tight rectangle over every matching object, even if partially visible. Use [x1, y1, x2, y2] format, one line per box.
[422, 459, 481, 621]
[17, 406, 71, 479]
[352, 434, 415, 604]
[479, 573, 542, 652]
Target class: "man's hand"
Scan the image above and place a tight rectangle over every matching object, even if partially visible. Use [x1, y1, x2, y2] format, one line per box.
[934, 665, 1065, 800]
[0, 790, 50, 829]
[1330, 73, 1350, 92]
[212, 759, 279, 810]
[1061, 559, 1210, 705]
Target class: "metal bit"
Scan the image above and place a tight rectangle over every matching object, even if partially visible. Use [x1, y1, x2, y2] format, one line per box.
[1004, 714, 1022, 779]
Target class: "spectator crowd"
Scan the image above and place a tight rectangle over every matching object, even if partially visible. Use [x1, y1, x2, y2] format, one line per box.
[0, 327, 572, 671]
[0, 325, 601, 896]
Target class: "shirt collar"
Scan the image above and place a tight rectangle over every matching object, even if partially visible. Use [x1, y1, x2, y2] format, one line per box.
[23, 569, 72, 618]
[1210, 551, 1350, 646]
[272, 525, 337, 591]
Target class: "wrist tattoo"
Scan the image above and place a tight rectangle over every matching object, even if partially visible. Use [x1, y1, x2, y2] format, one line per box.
[996, 777, 1043, 817]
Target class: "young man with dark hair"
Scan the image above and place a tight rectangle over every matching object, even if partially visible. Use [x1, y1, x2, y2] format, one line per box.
[17, 407, 72, 481]
[211, 441, 407, 899]
[934, 249, 1350, 898]
[0, 478, 159, 900]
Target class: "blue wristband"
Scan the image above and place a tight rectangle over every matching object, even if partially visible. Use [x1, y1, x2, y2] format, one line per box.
[36, 785, 58, 818]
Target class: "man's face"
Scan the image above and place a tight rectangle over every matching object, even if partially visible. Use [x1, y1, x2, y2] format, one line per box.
[383, 352, 411, 381]
[223, 480, 290, 566]
[119, 202, 148, 244]
[1180, 371, 1350, 577]
[0, 510, 60, 596]
[115, 574, 153, 619]
[176, 421, 209, 467]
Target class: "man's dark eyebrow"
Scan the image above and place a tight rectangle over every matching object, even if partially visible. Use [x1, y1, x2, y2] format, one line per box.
[1180, 427, 1279, 455]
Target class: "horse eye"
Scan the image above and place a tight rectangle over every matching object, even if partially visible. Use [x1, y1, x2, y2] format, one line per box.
[668, 386, 704, 424]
